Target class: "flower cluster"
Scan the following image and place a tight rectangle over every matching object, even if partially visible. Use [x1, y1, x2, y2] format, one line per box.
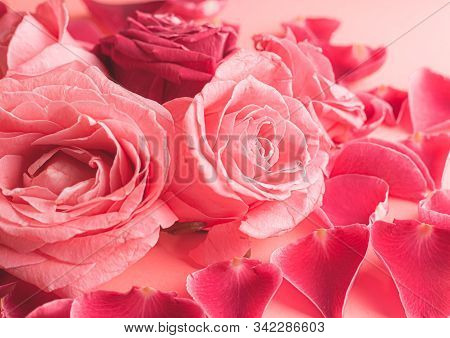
[0, 0, 448, 319]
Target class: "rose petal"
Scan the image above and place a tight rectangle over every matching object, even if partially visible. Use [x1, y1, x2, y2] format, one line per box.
[372, 220, 450, 317]
[283, 17, 340, 44]
[67, 17, 104, 46]
[321, 174, 389, 226]
[189, 222, 251, 267]
[186, 258, 282, 317]
[322, 44, 387, 83]
[329, 140, 429, 200]
[408, 68, 450, 133]
[27, 299, 73, 318]
[369, 85, 408, 126]
[71, 287, 204, 318]
[403, 132, 450, 189]
[166, 0, 228, 19]
[271, 224, 369, 317]
[418, 190, 450, 229]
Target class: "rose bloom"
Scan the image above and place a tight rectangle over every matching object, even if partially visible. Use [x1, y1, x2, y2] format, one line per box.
[0, 0, 103, 78]
[0, 62, 176, 297]
[95, 12, 238, 104]
[164, 49, 330, 238]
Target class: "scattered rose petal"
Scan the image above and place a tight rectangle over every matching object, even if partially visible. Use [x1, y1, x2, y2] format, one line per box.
[403, 132, 450, 189]
[284, 17, 387, 83]
[321, 174, 389, 226]
[27, 299, 73, 318]
[322, 44, 387, 83]
[189, 222, 251, 266]
[369, 85, 408, 126]
[71, 287, 204, 318]
[408, 68, 450, 133]
[271, 224, 370, 317]
[186, 258, 282, 317]
[372, 220, 450, 317]
[67, 17, 104, 46]
[329, 139, 430, 200]
[418, 190, 450, 229]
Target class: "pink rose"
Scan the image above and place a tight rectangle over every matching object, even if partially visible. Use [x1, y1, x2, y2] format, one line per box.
[0, 62, 176, 297]
[95, 13, 238, 103]
[164, 49, 330, 238]
[255, 32, 386, 143]
[0, 0, 104, 78]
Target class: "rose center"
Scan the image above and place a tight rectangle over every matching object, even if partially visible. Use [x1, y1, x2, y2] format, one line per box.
[23, 150, 97, 195]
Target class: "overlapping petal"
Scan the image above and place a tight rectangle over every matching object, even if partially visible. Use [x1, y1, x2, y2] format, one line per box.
[329, 138, 431, 200]
[321, 174, 389, 226]
[271, 224, 370, 317]
[186, 258, 282, 317]
[418, 190, 450, 229]
[71, 287, 204, 318]
[372, 220, 450, 317]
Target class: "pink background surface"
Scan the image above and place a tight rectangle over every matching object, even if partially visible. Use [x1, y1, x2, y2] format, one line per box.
[4, 0, 450, 317]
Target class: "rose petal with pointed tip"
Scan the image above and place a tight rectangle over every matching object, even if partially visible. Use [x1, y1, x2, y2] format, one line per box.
[187, 258, 282, 317]
[329, 140, 429, 200]
[189, 222, 251, 267]
[372, 220, 450, 317]
[271, 224, 369, 317]
[418, 190, 450, 229]
[408, 68, 450, 133]
[322, 174, 389, 226]
[71, 287, 204, 318]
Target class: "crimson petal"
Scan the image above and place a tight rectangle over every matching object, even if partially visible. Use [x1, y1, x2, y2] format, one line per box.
[186, 258, 282, 317]
[321, 174, 389, 226]
[372, 220, 450, 317]
[189, 222, 251, 267]
[418, 190, 450, 229]
[271, 225, 369, 317]
[71, 287, 204, 318]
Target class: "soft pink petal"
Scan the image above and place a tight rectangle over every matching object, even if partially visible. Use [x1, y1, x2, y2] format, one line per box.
[189, 222, 251, 267]
[418, 190, 450, 229]
[408, 68, 450, 133]
[71, 287, 204, 318]
[372, 220, 450, 317]
[186, 258, 282, 317]
[166, 0, 228, 19]
[271, 224, 369, 317]
[322, 174, 389, 226]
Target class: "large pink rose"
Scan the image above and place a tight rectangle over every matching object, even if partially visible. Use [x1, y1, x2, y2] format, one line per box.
[0, 62, 176, 297]
[0, 0, 103, 78]
[95, 13, 238, 104]
[164, 49, 330, 238]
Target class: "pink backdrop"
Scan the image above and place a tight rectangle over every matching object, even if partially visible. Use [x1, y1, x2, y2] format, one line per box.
[4, 0, 450, 317]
